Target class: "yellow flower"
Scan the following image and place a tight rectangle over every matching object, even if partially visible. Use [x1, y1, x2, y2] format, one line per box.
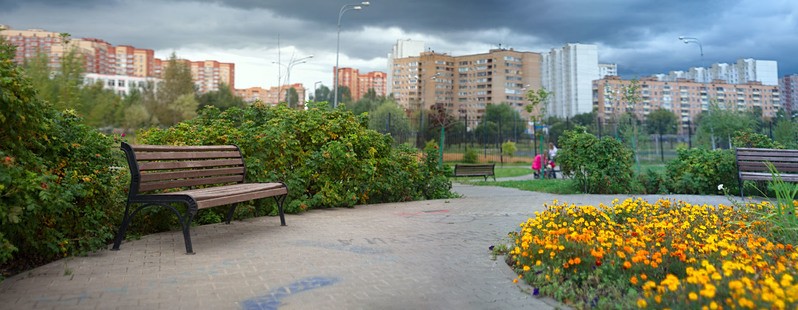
[636, 298, 647, 308]
[688, 292, 698, 301]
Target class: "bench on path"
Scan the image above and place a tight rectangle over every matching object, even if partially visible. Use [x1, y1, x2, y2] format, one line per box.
[112, 142, 288, 254]
[453, 163, 496, 181]
[735, 147, 798, 197]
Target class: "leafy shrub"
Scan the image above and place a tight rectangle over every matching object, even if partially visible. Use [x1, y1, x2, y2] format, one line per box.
[1, 39, 127, 271]
[732, 131, 784, 149]
[137, 104, 455, 217]
[638, 168, 668, 194]
[463, 148, 479, 163]
[665, 147, 738, 195]
[557, 126, 635, 194]
[501, 141, 517, 157]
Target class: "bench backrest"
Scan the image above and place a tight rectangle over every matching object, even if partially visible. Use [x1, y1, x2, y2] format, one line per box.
[455, 164, 495, 175]
[121, 142, 246, 196]
[736, 147, 798, 175]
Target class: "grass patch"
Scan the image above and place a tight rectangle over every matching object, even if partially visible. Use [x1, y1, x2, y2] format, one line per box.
[473, 179, 579, 194]
[494, 166, 533, 178]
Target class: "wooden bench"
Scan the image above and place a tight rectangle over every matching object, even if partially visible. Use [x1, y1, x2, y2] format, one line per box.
[453, 163, 496, 181]
[112, 142, 288, 254]
[735, 147, 798, 197]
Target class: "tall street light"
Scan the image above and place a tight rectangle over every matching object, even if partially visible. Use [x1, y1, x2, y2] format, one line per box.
[334, 1, 370, 108]
[678, 36, 715, 149]
[678, 36, 703, 57]
[274, 55, 313, 105]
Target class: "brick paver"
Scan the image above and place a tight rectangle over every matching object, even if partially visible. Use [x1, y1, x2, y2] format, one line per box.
[0, 182, 732, 309]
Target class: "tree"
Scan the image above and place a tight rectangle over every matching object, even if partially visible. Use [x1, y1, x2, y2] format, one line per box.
[696, 100, 757, 149]
[154, 53, 196, 126]
[337, 86, 352, 105]
[369, 101, 411, 141]
[197, 83, 246, 111]
[646, 108, 677, 162]
[286, 87, 299, 108]
[476, 103, 527, 144]
[313, 85, 332, 103]
[773, 118, 798, 148]
[525, 88, 550, 121]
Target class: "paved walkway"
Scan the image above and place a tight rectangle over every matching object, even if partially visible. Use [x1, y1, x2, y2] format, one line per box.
[0, 181, 733, 310]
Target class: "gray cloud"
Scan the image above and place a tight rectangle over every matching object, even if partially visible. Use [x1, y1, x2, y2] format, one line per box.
[1, 0, 797, 88]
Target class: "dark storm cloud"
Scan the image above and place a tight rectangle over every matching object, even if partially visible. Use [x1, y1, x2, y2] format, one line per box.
[2, 0, 797, 84]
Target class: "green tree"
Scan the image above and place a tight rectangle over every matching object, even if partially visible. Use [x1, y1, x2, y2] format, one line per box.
[477, 103, 527, 143]
[646, 108, 678, 135]
[525, 88, 550, 121]
[369, 101, 411, 139]
[80, 81, 123, 128]
[773, 119, 798, 148]
[696, 101, 757, 149]
[197, 83, 246, 111]
[313, 85, 332, 103]
[154, 53, 196, 126]
[337, 86, 352, 105]
[286, 87, 299, 108]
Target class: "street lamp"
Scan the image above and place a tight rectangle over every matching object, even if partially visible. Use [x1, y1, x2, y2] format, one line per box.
[273, 55, 313, 105]
[678, 36, 703, 57]
[334, 1, 370, 108]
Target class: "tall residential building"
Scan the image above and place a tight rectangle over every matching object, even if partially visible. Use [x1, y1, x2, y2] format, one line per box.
[235, 84, 306, 106]
[1, 26, 234, 93]
[541, 43, 600, 118]
[390, 48, 541, 126]
[594, 76, 781, 134]
[598, 63, 618, 79]
[336, 68, 387, 101]
[386, 39, 425, 95]
[656, 58, 779, 86]
[780, 74, 798, 116]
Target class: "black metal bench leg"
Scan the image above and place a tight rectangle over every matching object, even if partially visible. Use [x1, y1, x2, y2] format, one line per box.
[182, 207, 197, 255]
[274, 195, 287, 226]
[225, 203, 238, 224]
[111, 202, 134, 251]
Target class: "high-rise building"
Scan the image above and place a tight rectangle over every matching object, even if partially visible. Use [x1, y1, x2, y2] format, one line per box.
[598, 63, 618, 79]
[655, 58, 779, 86]
[1, 26, 234, 93]
[387, 39, 425, 95]
[390, 48, 541, 126]
[335, 68, 387, 101]
[780, 74, 798, 117]
[594, 76, 781, 134]
[541, 43, 600, 118]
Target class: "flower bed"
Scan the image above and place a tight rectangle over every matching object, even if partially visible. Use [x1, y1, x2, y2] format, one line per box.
[506, 198, 798, 309]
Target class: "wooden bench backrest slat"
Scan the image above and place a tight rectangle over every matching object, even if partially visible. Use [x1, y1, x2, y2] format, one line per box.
[737, 162, 798, 172]
[140, 167, 246, 182]
[139, 175, 244, 192]
[129, 145, 239, 152]
[134, 151, 241, 161]
[737, 155, 798, 163]
[138, 158, 244, 171]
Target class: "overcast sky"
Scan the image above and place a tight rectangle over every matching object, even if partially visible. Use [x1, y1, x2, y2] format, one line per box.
[2, 0, 797, 93]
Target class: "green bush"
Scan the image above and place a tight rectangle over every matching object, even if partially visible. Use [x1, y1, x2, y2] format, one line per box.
[557, 126, 635, 194]
[137, 104, 455, 217]
[638, 168, 668, 194]
[462, 148, 479, 163]
[732, 131, 784, 149]
[1, 39, 128, 271]
[665, 147, 738, 195]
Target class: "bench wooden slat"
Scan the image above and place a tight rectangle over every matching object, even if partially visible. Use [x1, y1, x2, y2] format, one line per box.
[130, 145, 239, 152]
[139, 158, 244, 171]
[134, 151, 242, 161]
[737, 155, 798, 163]
[139, 175, 243, 192]
[736, 147, 798, 197]
[140, 167, 245, 182]
[195, 187, 289, 209]
[737, 162, 798, 172]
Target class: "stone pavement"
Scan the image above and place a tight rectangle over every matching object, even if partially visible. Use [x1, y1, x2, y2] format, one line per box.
[0, 181, 733, 310]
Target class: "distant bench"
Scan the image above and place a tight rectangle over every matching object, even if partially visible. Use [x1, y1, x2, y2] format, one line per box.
[735, 147, 798, 197]
[112, 142, 288, 254]
[453, 163, 496, 181]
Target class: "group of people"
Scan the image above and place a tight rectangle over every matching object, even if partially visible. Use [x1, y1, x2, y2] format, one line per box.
[532, 143, 558, 179]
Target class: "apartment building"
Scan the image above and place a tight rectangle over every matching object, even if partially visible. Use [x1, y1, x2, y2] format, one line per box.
[656, 58, 779, 86]
[235, 84, 306, 106]
[594, 76, 781, 133]
[390, 48, 541, 127]
[84, 73, 160, 96]
[335, 68, 387, 101]
[780, 74, 798, 117]
[386, 39, 425, 94]
[541, 43, 600, 118]
[1, 26, 233, 93]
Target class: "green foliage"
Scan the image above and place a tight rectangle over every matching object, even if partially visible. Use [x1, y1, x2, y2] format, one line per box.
[197, 83, 246, 111]
[665, 147, 738, 195]
[137, 104, 455, 215]
[368, 101, 411, 138]
[696, 101, 757, 149]
[501, 141, 517, 157]
[1, 39, 127, 270]
[731, 131, 784, 149]
[463, 148, 479, 164]
[474, 103, 526, 142]
[645, 108, 677, 135]
[772, 119, 798, 149]
[638, 168, 669, 194]
[557, 126, 635, 194]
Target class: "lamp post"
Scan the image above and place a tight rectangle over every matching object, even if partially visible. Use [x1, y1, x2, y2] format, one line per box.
[273, 55, 313, 106]
[678, 36, 715, 149]
[678, 36, 703, 57]
[334, 1, 370, 109]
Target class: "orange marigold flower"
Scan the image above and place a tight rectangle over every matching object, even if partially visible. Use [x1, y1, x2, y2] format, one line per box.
[623, 261, 632, 269]
[630, 276, 639, 285]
